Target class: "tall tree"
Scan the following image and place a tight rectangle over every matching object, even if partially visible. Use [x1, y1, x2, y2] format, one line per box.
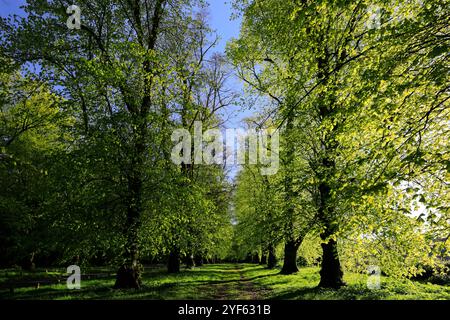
[229, 0, 449, 287]
[1, 0, 229, 288]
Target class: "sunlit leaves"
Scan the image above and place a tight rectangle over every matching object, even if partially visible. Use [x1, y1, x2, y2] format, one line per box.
[230, 0, 449, 277]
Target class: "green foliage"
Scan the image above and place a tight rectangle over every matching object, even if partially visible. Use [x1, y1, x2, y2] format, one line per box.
[0, 0, 234, 271]
[229, 0, 449, 280]
[298, 234, 322, 267]
[0, 67, 72, 266]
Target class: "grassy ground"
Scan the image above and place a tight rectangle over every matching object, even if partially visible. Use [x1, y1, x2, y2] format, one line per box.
[0, 264, 449, 300]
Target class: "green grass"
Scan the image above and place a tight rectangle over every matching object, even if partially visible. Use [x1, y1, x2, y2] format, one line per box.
[0, 264, 449, 300]
[250, 266, 450, 300]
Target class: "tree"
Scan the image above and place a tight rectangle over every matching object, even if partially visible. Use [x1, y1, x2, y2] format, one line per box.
[1, 0, 234, 288]
[0, 66, 70, 268]
[229, 0, 449, 287]
[233, 161, 282, 268]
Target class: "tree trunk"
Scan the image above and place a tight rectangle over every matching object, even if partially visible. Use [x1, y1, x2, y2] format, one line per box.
[168, 247, 181, 273]
[280, 240, 299, 274]
[114, 169, 143, 289]
[115, 264, 141, 289]
[317, 177, 345, 288]
[280, 110, 299, 274]
[267, 244, 277, 269]
[114, 238, 141, 288]
[318, 236, 345, 288]
[252, 253, 260, 264]
[21, 252, 36, 271]
[185, 253, 195, 269]
[194, 255, 203, 267]
[260, 253, 267, 265]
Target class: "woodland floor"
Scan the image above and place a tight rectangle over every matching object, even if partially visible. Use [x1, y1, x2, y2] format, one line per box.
[0, 263, 449, 300]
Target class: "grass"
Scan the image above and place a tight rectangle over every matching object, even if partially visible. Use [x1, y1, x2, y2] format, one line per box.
[0, 264, 449, 300]
[251, 266, 450, 300]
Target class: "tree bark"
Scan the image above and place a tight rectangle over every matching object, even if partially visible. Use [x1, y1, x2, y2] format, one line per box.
[267, 244, 277, 269]
[317, 180, 346, 288]
[280, 240, 299, 274]
[185, 252, 195, 269]
[21, 252, 36, 271]
[168, 247, 181, 273]
[194, 255, 203, 267]
[280, 109, 300, 275]
[114, 164, 143, 289]
[115, 264, 141, 289]
[260, 253, 267, 265]
[318, 237, 345, 288]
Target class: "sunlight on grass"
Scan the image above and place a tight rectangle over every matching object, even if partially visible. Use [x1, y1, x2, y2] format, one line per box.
[1, 264, 449, 300]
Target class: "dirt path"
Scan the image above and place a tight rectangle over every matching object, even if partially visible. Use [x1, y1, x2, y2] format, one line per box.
[202, 264, 268, 300]
[238, 270, 259, 299]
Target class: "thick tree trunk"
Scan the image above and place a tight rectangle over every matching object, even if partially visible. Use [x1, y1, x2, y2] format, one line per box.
[168, 247, 181, 273]
[267, 244, 277, 269]
[252, 253, 260, 264]
[318, 237, 345, 288]
[114, 236, 141, 288]
[114, 226, 141, 289]
[317, 180, 346, 288]
[115, 265, 141, 289]
[280, 240, 299, 274]
[114, 171, 143, 289]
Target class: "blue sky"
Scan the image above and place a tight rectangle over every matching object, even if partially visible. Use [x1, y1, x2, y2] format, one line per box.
[208, 1, 241, 53]
[0, 0, 26, 16]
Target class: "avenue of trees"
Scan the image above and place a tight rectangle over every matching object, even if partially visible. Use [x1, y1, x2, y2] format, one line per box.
[0, 0, 448, 291]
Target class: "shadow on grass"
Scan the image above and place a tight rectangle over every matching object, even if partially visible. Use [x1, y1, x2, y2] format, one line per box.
[270, 284, 391, 300]
[0, 264, 278, 300]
